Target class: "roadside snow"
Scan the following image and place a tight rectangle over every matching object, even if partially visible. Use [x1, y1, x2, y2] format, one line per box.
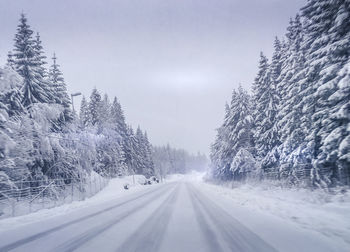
[0, 175, 156, 232]
[198, 179, 350, 250]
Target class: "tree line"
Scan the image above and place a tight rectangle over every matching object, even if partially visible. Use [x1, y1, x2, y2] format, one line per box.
[210, 0, 350, 188]
[153, 145, 207, 179]
[0, 13, 155, 190]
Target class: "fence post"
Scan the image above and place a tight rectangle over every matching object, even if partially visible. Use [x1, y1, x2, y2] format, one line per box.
[29, 199, 32, 213]
[94, 178, 97, 195]
[89, 179, 92, 197]
[99, 176, 102, 192]
[71, 182, 74, 202]
[11, 199, 15, 217]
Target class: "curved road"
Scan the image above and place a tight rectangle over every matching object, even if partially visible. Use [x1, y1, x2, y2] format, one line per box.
[0, 182, 283, 252]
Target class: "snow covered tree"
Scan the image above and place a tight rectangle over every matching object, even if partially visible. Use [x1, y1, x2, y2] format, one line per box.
[209, 0, 350, 186]
[110, 97, 128, 139]
[277, 14, 305, 146]
[88, 88, 102, 127]
[48, 53, 73, 124]
[153, 144, 205, 178]
[13, 14, 49, 107]
[142, 131, 155, 177]
[135, 126, 147, 175]
[110, 97, 128, 169]
[210, 86, 254, 180]
[295, 0, 350, 186]
[252, 52, 280, 158]
[328, 63, 350, 185]
[265, 14, 309, 182]
[210, 102, 232, 179]
[79, 96, 90, 128]
[6, 51, 15, 70]
[99, 94, 111, 126]
[0, 68, 24, 117]
[124, 125, 139, 174]
[270, 37, 283, 89]
[34, 33, 48, 78]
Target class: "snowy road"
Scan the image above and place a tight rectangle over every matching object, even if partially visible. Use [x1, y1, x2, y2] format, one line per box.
[0, 181, 346, 252]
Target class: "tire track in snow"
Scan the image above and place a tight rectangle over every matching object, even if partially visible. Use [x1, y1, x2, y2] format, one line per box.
[55, 184, 178, 252]
[189, 184, 277, 252]
[115, 184, 180, 252]
[0, 183, 173, 252]
[187, 183, 225, 252]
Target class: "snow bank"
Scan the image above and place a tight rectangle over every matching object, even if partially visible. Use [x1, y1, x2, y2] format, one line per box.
[199, 179, 350, 249]
[0, 175, 156, 232]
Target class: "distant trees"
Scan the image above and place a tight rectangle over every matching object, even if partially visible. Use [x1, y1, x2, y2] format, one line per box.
[78, 88, 155, 177]
[210, 0, 350, 187]
[153, 144, 207, 179]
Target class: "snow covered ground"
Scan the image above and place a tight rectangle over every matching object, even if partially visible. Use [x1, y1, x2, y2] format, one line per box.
[0, 175, 156, 232]
[186, 172, 350, 251]
[0, 172, 349, 252]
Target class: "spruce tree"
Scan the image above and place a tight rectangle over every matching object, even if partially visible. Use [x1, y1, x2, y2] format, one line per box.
[252, 52, 279, 158]
[227, 86, 254, 178]
[34, 33, 55, 103]
[88, 88, 102, 126]
[277, 14, 305, 146]
[13, 13, 49, 107]
[210, 102, 231, 179]
[79, 96, 90, 128]
[6, 51, 15, 70]
[48, 53, 72, 122]
[99, 94, 111, 128]
[143, 132, 155, 176]
[110, 97, 128, 169]
[298, 0, 350, 186]
[110, 97, 128, 139]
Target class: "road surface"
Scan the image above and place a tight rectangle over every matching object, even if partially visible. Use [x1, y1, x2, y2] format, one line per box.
[0, 181, 342, 252]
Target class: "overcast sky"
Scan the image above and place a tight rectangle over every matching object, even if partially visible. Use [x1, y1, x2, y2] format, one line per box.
[0, 0, 305, 155]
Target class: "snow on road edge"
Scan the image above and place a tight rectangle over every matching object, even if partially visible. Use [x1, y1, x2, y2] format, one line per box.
[196, 177, 350, 250]
[0, 175, 159, 232]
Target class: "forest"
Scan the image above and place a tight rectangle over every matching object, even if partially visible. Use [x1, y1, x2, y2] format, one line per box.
[210, 0, 350, 188]
[0, 14, 205, 193]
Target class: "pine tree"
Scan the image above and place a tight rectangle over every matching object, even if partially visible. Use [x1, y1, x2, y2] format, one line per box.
[270, 37, 283, 89]
[143, 132, 155, 176]
[13, 13, 49, 107]
[210, 102, 231, 179]
[0, 68, 24, 117]
[210, 86, 254, 180]
[135, 126, 147, 174]
[298, 0, 350, 186]
[324, 62, 350, 185]
[110, 97, 128, 139]
[6, 51, 15, 70]
[124, 126, 140, 174]
[252, 52, 279, 158]
[79, 96, 90, 128]
[88, 88, 102, 126]
[48, 53, 73, 122]
[110, 97, 128, 169]
[32, 32, 56, 104]
[227, 86, 254, 179]
[277, 14, 306, 146]
[34, 33, 48, 78]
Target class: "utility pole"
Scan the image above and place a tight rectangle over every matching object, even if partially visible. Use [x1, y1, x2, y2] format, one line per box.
[71, 92, 82, 114]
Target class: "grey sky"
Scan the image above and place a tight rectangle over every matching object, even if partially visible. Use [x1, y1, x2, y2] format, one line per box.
[0, 0, 305, 155]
